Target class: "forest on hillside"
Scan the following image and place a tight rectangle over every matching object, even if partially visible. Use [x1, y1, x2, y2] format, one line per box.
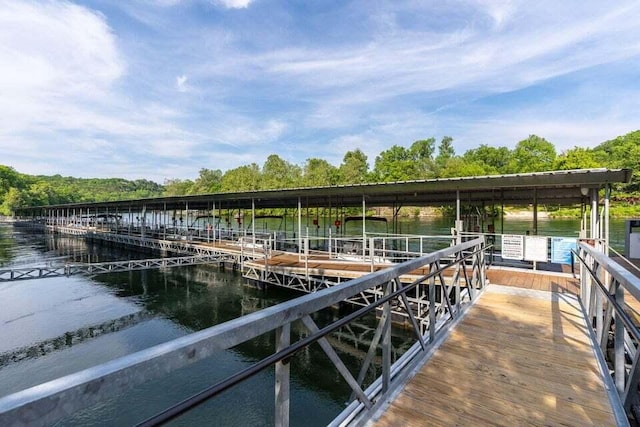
[1, 131, 639, 216]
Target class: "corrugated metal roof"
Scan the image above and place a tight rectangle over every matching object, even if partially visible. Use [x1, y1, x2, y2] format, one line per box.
[17, 168, 632, 212]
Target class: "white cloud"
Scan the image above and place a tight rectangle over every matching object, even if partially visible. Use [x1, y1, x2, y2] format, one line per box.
[216, 0, 253, 9]
[210, 119, 288, 147]
[0, 1, 124, 97]
[176, 74, 188, 92]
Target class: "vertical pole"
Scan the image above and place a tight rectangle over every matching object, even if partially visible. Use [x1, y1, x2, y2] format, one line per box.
[429, 270, 436, 342]
[213, 200, 217, 243]
[362, 195, 366, 258]
[580, 201, 587, 238]
[275, 323, 290, 427]
[615, 282, 625, 394]
[533, 188, 538, 235]
[591, 188, 599, 242]
[382, 281, 392, 393]
[456, 190, 461, 244]
[370, 237, 375, 271]
[500, 194, 504, 236]
[604, 185, 610, 255]
[252, 198, 256, 256]
[298, 197, 302, 260]
[305, 230, 309, 282]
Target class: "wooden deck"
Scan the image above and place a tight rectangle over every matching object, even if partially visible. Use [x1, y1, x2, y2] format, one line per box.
[373, 285, 617, 427]
[245, 251, 582, 290]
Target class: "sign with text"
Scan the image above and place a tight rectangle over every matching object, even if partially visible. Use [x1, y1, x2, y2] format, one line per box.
[525, 236, 548, 262]
[551, 237, 577, 264]
[502, 235, 524, 260]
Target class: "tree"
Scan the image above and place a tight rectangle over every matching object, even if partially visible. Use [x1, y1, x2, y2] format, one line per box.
[508, 135, 556, 173]
[339, 149, 369, 184]
[463, 144, 511, 173]
[554, 147, 600, 170]
[435, 136, 455, 173]
[0, 187, 28, 215]
[191, 168, 223, 194]
[302, 158, 338, 187]
[593, 130, 640, 191]
[0, 165, 23, 195]
[261, 154, 301, 189]
[220, 164, 261, 192]
[163, 179, 194, 196]
[409, 138, 436, 178]
[440, 158, 498, 178]
[373, 145, 415, 182]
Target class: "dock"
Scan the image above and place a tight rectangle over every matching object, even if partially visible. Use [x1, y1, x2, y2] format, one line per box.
[373, 285, 617, 426]
[2, 168, 637, 426]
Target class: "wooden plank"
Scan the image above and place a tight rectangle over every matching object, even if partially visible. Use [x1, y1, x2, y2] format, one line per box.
[374, 287, 616, 427]
[402, 373, 615, 426]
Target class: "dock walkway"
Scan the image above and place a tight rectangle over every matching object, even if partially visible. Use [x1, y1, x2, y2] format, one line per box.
[373, 284, 618, 427]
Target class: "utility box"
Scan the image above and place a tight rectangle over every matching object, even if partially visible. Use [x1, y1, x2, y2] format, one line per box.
[625, 220, 640, 259]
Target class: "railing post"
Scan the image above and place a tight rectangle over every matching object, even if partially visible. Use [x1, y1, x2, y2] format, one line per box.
[275, 323, 290, 427]
[370, 237, 375, 272]
[429, 265, 436, 342]
[382, 281, 392, 393]
[304, 237, 309, 282]
[614, 281, 625, 395]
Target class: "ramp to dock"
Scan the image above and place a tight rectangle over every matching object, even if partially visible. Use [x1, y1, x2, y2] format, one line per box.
[372, 285, 620, 426]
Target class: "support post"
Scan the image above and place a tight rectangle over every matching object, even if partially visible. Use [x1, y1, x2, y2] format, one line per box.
[533, 188, 538, 235]
[381, 281, 392, 393]
[252, 198, 256, 256]
[362, 195, 366, 258]
[275, 323, 290, 427]
[456, 190, 462, 245]
[298, 197, 302, 261]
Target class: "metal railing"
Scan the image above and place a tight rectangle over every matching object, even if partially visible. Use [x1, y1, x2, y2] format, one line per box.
[0, 237, 488, 427]
[574, 241, 640, 424]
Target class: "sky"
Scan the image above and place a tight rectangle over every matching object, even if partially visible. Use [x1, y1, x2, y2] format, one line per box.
[1, 0, 639, 183]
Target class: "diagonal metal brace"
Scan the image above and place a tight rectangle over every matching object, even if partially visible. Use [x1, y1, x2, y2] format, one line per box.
[301, 316, 372, 409]
[394, 278, 426, 350]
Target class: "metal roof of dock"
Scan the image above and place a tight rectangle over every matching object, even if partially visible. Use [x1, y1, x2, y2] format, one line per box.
[18, 168, 632, 212]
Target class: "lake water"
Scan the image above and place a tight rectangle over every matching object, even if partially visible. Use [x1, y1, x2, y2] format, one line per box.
[0, 223, 413, 426]
[0, 217, 628, 425]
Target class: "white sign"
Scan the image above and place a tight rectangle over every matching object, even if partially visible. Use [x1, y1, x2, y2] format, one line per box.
[525, 236, 548, 262]
[502, 235, 524, 260]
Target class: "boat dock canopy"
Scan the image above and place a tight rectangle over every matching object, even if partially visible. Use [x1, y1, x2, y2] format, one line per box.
[17, 168, 632, 213]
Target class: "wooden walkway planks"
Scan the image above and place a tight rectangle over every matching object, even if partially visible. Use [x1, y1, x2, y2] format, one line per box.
[373, 285, 617, 427]
[486, 268, 579, 294]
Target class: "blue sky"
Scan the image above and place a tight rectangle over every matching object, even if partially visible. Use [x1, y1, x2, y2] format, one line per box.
[1, 0, 639, 183]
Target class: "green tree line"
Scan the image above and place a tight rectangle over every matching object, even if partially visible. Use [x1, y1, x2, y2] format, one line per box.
[1, 130, 638, 215]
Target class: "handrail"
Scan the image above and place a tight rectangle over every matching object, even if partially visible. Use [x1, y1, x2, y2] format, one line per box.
[574, 241, 640, 424]
[0, 237, 487, 427]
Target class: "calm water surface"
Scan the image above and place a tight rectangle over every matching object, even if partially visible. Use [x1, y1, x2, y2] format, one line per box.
[0, 223, 410, 426]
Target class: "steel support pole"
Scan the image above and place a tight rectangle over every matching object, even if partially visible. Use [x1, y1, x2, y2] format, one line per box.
[456, 190, 461, 244]
[381, 281, 392, 393]
[591, 188, 599, 242]
[533, 188, 538, 235]
[275, 323, 290, 427]
[298, 197, 302, 261]
[362, 195, 366, 258]
[605, 185, 610, 255]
